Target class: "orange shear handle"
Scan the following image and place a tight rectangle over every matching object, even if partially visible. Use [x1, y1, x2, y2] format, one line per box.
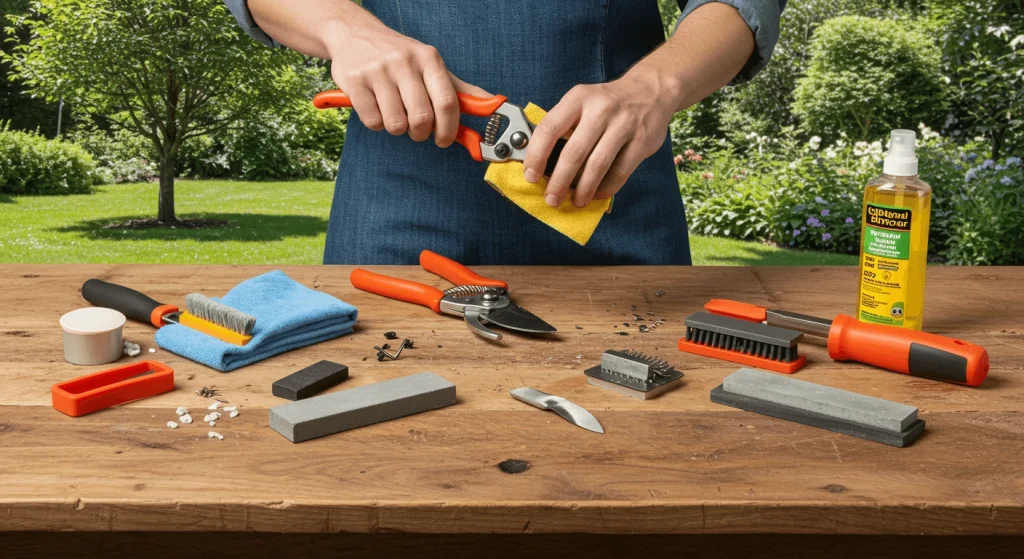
[827, 314, 990, 387]
[419, 250, 508, 289]
[350, 269, 444, 313]
[312, 90, 507, 162]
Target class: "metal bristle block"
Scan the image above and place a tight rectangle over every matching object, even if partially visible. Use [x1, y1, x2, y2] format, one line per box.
[683, 312, 800, 363]
[184, 293, 257, 335]
[585, 349, 684, 395]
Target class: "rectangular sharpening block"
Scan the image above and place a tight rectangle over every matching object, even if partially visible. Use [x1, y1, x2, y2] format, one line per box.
[268, 371, 456, 443]
[712, 368, 924, 447]
[272, 360, 349, 400]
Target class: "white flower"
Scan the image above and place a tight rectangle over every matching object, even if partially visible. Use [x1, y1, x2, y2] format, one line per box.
[808, 136, 822, 151]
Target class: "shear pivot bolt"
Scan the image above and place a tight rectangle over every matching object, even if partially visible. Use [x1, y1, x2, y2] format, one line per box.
[510, 131, 529, 149]
[494, 143, 511, 159]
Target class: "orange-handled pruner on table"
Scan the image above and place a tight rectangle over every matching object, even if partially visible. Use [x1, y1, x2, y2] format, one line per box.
[704, 299, 990, 386]
[350, 250, 557, 341]
[314, 90, 536, 164]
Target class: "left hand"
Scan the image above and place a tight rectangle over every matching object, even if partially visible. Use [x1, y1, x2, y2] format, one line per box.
[522, 68, 681, 208]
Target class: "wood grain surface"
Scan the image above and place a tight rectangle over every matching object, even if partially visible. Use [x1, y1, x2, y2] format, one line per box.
[0, 264, 1022, 535]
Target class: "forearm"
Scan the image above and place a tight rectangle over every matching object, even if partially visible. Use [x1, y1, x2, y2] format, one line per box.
[633, 2, 756, 112]
[246, 0, 381, 59]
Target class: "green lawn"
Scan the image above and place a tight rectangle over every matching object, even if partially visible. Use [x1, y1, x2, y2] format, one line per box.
[0, 180, 857, 265]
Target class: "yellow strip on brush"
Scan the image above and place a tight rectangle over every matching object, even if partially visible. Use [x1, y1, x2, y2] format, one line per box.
[179, 312, 253, 346]
[484, 103, 612, 246]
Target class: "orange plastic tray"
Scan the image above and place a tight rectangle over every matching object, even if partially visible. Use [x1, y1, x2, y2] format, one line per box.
[52, 360, 174, 417]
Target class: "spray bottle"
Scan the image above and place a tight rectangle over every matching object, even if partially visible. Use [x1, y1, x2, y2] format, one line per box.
[856, 130, 931, 331]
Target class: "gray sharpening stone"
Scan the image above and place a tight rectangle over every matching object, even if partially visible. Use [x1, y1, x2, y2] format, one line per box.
[712, 368, 924, 447]
[723, 367, 917, 432]
[272, 360, 349, 400]
[268, 371, 456, 443]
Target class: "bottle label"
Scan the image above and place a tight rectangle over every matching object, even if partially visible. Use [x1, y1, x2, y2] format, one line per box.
[858, 203, 911, 326]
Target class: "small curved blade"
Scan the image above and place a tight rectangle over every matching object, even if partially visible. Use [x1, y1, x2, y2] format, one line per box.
[548, 400, 604, 434]
[483, 304, 556, 334]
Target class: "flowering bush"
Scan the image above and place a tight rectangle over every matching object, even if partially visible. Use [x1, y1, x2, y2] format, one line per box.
[677, 124, 1024, 264]
[939, 155, 1024, 265]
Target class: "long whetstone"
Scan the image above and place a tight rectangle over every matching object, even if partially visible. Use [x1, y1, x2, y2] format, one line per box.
[269, 371, 456, 443]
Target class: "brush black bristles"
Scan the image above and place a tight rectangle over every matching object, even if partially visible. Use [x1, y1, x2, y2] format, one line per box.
[683, 312, 801, 363]
[184, 293, 257, 335]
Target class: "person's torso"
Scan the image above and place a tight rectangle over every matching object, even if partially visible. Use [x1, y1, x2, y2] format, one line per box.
[325, 0, 692, 265]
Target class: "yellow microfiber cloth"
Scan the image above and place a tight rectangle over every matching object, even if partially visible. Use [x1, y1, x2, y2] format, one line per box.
[484, 103, 613, 246]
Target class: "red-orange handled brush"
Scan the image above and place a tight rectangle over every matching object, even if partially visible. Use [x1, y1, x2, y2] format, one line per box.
[704, 299, 990, 386]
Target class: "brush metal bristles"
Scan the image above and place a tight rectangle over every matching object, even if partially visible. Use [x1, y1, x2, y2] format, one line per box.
[184, 293, 256, 335]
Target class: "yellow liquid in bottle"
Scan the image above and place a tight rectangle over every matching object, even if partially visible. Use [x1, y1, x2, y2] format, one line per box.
[856, 173, 932, 331]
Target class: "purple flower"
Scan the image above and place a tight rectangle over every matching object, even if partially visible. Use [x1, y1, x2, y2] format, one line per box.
[814, 196, 828, 205]
[822, 233, 832, 241]
[1006, 157, 1021, 166]
[821, 209, 830, 217]
[793, 229, 802, 237]
[845, 217, 855, 224]
[806, 216, 820, 226]
[982, 159, 995, 169]
[965, 167, 979, 181]
[1000, 176, 1013, 185]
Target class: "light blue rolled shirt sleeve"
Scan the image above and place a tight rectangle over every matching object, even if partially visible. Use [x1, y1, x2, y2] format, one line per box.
[676, 0, 786, 83]
[223, 0, 280, 48]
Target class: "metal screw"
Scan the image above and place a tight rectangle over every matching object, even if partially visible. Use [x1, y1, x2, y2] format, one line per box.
[494, 143, 511, 159]
[510, 131, 529, 149]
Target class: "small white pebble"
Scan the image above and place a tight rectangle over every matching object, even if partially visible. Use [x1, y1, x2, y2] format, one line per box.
[208, 402, 221, 410]
[208, 431, 224, 440]
[175, 406, 188, 416]
[167, 421, 178, 429]
[179, 414, 193, 424]
[124, 346, 141, 357]
[148, 348, 156, 353]
[223, 406, 237, 412]
[203, 412, 221, 422]
[229, 410, 239, 418]
[208, 420, 216, 427]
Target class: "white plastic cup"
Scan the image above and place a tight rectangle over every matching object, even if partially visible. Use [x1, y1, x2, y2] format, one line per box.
[60, 307, 127, 366]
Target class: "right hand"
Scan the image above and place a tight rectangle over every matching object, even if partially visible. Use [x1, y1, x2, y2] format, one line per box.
[327, 22, 489, 147]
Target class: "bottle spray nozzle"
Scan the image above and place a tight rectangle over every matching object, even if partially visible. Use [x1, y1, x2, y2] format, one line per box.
[884, 129, 918, 176]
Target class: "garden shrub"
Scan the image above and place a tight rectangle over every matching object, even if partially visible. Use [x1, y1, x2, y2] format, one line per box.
[177, 97, 346, 181]
[792, 16, 946, 142]
[0, 122, 96, 194]
[677, 124, 1024, 264]
[939, 155, 1024, 265]
[66, 123, 157, 184]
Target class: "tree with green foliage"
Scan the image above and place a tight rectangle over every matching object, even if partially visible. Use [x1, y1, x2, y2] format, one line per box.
[4, 0, 301, 222]
[792, 16, 945, 141]
[0, 0, 58, 134]
[929, 0, 1023, 159]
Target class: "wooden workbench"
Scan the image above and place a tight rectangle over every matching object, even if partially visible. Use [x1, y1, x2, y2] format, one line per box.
[1, 265, 1022, 555]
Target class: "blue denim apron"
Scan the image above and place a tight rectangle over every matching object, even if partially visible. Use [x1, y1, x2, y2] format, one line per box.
[323, 0, 691, 265]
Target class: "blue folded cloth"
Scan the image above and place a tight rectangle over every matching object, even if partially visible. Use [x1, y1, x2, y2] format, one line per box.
[155, 270, 357, 372]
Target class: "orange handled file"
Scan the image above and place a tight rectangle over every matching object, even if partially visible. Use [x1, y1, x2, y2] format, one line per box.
[827, 314, 989, 386]
[350, 269, 444, 313]
[419, 250, 507, 289]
